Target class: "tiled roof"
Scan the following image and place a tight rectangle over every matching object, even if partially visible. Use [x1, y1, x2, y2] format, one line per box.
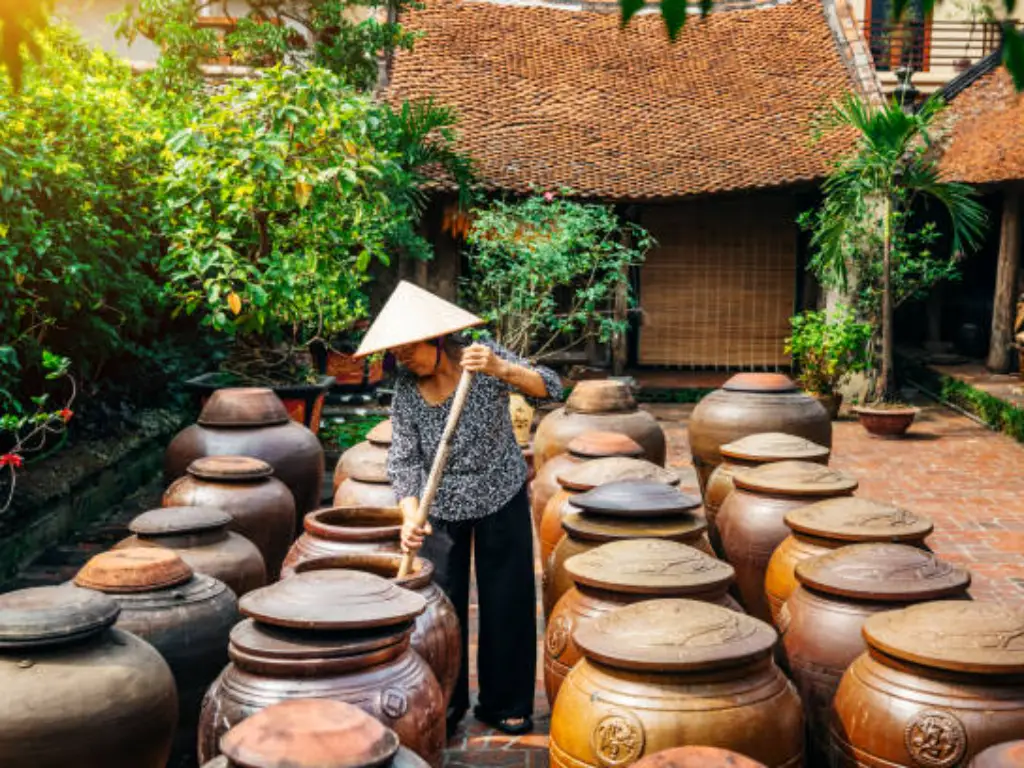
[384, 0, 862, 199]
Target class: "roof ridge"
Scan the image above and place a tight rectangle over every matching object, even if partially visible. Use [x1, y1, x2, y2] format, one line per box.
[446, 0, 797, 13]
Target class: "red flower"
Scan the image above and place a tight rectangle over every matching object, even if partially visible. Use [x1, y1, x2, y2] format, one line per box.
[0, 453, 24, 469]
[59, 408, 73, 423]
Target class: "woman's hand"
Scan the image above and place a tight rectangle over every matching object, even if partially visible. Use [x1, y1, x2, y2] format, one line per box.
[399, 497, 432, 554]
[461, 343, 508, 378]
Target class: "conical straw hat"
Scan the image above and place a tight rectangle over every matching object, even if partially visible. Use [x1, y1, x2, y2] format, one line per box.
[354, 281, 484, 358]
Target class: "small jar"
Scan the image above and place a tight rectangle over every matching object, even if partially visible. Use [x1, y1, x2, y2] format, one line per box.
[334, 420, 398, 509]
[333, 419, 391, 491]
[281, 506, 403, 575]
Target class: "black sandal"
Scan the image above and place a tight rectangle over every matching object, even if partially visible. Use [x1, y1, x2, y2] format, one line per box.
[473, 704, 534, 735]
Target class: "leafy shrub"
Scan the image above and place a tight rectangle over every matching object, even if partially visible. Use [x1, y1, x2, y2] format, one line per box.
[785, 305, 873, 395]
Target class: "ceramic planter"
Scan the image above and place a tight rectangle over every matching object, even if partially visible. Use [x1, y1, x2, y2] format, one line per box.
[852, 405, 920, 438]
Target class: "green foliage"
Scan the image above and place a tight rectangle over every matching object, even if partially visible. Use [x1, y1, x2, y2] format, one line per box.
[319, 413, 386, 452]
[785, 306, 873, 395]
[938, 376, 1024, 441]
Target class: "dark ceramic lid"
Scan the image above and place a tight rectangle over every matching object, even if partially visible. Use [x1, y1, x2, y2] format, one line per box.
[785, 497, 933, 542]
[632, 746, 767, 768]
[239, 570, 425, 631]
[574, 598, 777, 672]
[367, 419, 393, 447]
[562, 510, 707, 543]
[0, 585, 120, 649]
[220, 699, 400, 768]
[795, 544, 970, 602]
[558, 457, 680, 492]
[970, 740, 1024, 768]
[721, 373, 798, 393]
[129, 506, 232, 536]
[566, 379, 636, 414]
[188, 455, 274, 481]
[565, 539, 734, 595]
[720, 432, 829, 463]
[567, 431, 644, 460]
[198, 388, 290, 428]
[864, 601, 1024, 674]
[344, 442, 389, 484]
[292, 553, 434, 592]
[732, 460, 858, 497]
[74, 548, 194, 593]
[571, 480, 701, 518]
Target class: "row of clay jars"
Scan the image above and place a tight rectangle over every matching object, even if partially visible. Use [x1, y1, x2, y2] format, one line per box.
[333, 420, 398, 508]
[545, 538, 742, 705]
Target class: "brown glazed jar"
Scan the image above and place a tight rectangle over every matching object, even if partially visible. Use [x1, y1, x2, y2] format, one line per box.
[971, 741, 1024, 767]
[830, 601, 1024, 767]
[164, 455, 296, 577]
[545, 539, 741, 705]
[765, 498, 933, 626]
[549, 599, 803, 767]
[0, 585, 178, 768]
[632, 746, 768, 768]
[334, 419, 392, 492]
[116, 505, 267, 596]
[716, 460, 858, 622]
[165, 387, 325, 517]
[287, 553, 461, 710]
[334, 421, 398, 509]
[199, 571, 444, 767]
[533, 380, 666, 470]
[781, 544, 971, 765]
[688, 373, 832, 497]
[281, 506, 403, 575]
[704, 432, 830, 557]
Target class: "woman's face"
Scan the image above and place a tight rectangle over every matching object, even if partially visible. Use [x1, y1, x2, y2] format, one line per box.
[392, 340, 440, 377]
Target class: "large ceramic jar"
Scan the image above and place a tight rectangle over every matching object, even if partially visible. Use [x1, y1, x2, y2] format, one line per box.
[199, 571, 444, 767]
[549, 599, 804, 767]
[281, 506, 403, 575]
[688, 373, 832, 496]
[781, 544, 971, 765]
[545, 539, 740, 705]
[765, 498, 933, 626]
[971, 741, 1024, 767]
[73, 548, 239, 764]
[334, 422, 399, 509]
[163, 455, 296, 577]
[334, 419, 392, 492]
[533, 380, 666, 470]
[716, 460, 858, 622]
[0, 585, 178, 768]
[287, 552, 461, 710]
[165, 387, 325, 517]
[116, 506, 267, 596]
[704, 432, 829, 557]
[632, 747, 767, 768]
[830, 601, 1024, 767]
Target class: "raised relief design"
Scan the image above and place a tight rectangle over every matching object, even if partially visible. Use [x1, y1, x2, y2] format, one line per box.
[380, 687, 409, 720]
[903, 710, 967, 768]
[591, 709, 645, 767]
[546, 614, 572, 659]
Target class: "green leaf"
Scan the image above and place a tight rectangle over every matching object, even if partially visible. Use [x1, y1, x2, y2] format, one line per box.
[660, 0, 688, 39]
[619, 0, 645, 27]
[1004, 26, 1024, 91]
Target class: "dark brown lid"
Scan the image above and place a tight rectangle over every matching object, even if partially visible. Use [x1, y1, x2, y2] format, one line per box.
[574, 598, 777, 672]
[567, 431, 644, 460]
[74, 548, 194, 593]
[796, 544, 970, 602]
[632, 747, 767, 768]
[732, 460, 858, 497]
[188, 455, 274, 481]
[367, 419, 393, 447]
[970, 740, 1024, 768]
[129, 506, 232, 536]
[565, 539, 734, 596]
[558, 457, 680, 492]
[864, 601, 1024, 674]
[343, 442, 389, 484]
[239, 570, 425, 631]
[229, 618, 408, 662]
[571, 480, 701, 518]
[0, 585, 120, 649]
[720, 432, 830, 463]
[785, 497, 933, 543]
[198, 388, 290, 428]
[566, 379, 636, 414]
[562, 509, 707, 544]
[220, 699, 400, 768]
[721, 373, 798, 393]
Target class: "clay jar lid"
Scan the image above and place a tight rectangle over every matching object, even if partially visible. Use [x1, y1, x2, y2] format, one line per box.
[572, 480, 701, 518]
[558, 457, 680, 492]
[575, 598, 777, 672]
[971, 740, 1024, 767]
[129, 505, 232, 536]
[563, 509, 707, 544]
[795, 543, 970, 602]
[198, 388, 290, 428]
[632, 746, 767, 768]
[732, 460, 857, 497]
[566, 539, 734, 596]
[343, 442, 389, 484]
[720, 432, 829, 463]
[567, 432, 644, 460]
[785, 497, 933, 543]
[220, 699, 400, 768]
[240, 570, 425, 631]
[864, 601, 1024, 674]
[74, 548, 194, 593]
[188, 455, 274, 482]
[721, 373, 798, 393]
[566, 379, 636, 414]
[0, 585, 120, 649]
[367, 419, 393, 447]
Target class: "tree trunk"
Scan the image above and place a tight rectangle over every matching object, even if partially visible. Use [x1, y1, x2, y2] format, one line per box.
[986, 188, 1021, 373]
[878, 199, 896, 400]
[612, 265, 629, 376]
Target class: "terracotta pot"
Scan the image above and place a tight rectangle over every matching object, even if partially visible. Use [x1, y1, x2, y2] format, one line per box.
[533, 380, 666, 470]
[333, 420, 398, 509]
[971, 741, 1024, 767]
[780, 544, 971, 765]
[704, 433, 830, 558]
[632, 747, 767, 768]
[764, 497, 933, 627]
[281, 506, 403, 576]
[116, 506, 267, 597]
[688, 373, 832, 497]
[852, 405, 920, 438]
[549, 599, 804, 767]
[287, 553, 461, 710]
[716, 460, 858, 622]
[333, 419, 391, 491]
[830, 601, 1024, 767]
[165, 388, 325, 518]
[0, 585, 178, 768]
[198, 571, 445, 767]
[545, 539, 741, 705]
[163, 455, 296, 578]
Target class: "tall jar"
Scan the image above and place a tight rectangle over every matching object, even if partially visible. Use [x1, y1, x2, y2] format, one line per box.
[116, 505, 267, 596]
[830, 601, 1024, 767]
[163, 455, 296, 578]
[549, 599, 804, 767]
[334, 419, 391, 492]
[780, 544, 971, 765]
[533, 380, 666, 470]
[688, 373, 832, 497]
[546, 538, 740, 705]
[281, 506, 403, 575]
[716, 460, 858, 622]
[0, 585, 178, 768]
[199, 571, 444, 767]
[165, 387, 325, 518]
[334, 422, 399, 509]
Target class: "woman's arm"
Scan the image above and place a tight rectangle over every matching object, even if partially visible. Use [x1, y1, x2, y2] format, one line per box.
[461, 341, 563, 403]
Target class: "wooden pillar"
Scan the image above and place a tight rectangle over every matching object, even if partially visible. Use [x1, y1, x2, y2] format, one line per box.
[987, 188, 1021, 372]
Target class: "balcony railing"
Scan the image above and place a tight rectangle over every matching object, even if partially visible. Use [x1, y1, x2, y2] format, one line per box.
[863, 19, 1003, 73]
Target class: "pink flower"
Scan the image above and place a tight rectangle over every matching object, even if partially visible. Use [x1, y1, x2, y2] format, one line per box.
[0, 453, 23, 469]
[543, 191, 555, 202]
[59, 408, 73, 423]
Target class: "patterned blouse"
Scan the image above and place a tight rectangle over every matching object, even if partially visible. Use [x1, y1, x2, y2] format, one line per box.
[387, 338, 562, 522]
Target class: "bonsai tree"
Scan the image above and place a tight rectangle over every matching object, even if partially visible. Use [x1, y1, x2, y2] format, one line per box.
[785, 305, 872, 398]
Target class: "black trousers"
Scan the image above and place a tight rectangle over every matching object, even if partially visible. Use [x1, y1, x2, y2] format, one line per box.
[420, 484, 537, 721]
